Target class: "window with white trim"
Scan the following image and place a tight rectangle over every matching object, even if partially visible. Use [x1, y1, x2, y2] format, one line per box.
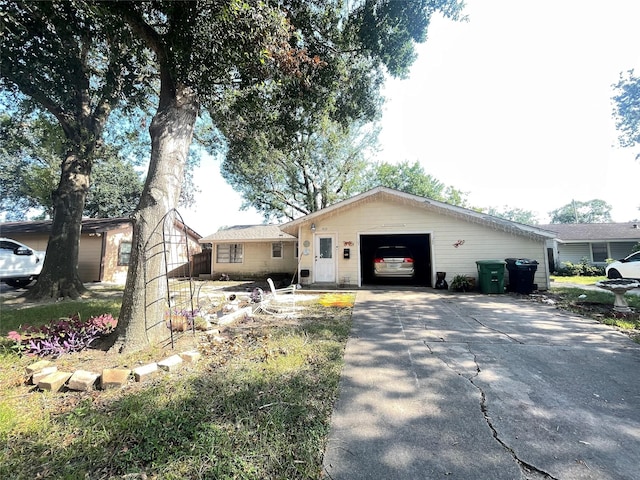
[217, 243, 243, 263]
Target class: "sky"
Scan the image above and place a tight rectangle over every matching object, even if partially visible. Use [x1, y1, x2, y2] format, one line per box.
[180, 0, 640, 236]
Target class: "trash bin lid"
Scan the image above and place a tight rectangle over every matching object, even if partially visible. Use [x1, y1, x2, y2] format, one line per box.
[505, 258, 538, 265]
[476, 260, 507, 265]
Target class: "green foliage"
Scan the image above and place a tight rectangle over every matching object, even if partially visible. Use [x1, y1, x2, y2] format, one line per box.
[364, 160, 469, 206]
[449, 274, 472, 291]
[549, 199, 613, 224]
[612, 69, 640, 160]
[85, 154, 143, 218]
[211, 1, 467, 220]
[486, 205, 539, 225]
[0, 104, 145, 219]
[554, 257, 605, 277]
[221, 117, 378, 220]
[631, 242, 640, 253]
[0, 108, 62, 218]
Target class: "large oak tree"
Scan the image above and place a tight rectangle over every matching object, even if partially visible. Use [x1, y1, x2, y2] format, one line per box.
[1, 1, 151, 298]
[106, 0, 466, 353]
[4, 0, 464, 352]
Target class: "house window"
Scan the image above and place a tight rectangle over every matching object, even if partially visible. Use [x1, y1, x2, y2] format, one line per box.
[272, 242, 283, 259]
[295, 241, 299, 259]
[591, 243, 608, 263]
[118, 241, 132, 266]
[217, 243, 243, 263]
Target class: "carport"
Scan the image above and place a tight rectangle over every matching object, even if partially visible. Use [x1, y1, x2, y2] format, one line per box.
[359, 233, 431, 287]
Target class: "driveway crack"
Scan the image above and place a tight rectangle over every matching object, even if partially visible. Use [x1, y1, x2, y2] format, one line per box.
[469, 315, 525, 344]
[425, 340, 558, 479]
[465, 343, 559, 480]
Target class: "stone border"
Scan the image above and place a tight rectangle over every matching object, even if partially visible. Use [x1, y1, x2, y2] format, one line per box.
[26, 349, 204, 392]
[23, 305, 255, 393]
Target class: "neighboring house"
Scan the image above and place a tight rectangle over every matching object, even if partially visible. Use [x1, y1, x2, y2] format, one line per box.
[202, 187, 556, 290]
[200, 225, 298, 280]
[537, 222, 640, 269]
[0, 217, 202, 284]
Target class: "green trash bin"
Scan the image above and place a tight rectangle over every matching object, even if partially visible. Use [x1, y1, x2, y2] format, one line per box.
[476, 260, 506, 294]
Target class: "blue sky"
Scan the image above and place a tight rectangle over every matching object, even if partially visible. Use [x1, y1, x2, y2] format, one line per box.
[182, 0, 640, 235]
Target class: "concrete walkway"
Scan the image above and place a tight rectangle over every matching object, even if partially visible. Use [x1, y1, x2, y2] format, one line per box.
[323, 290, 640, 480]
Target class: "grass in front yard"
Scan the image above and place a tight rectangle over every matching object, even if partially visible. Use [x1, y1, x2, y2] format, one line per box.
[0, 294, 354, 480]
[545, 286, 640, 333]
[551, 275, 607, 285]
[0, 298, 122, 335]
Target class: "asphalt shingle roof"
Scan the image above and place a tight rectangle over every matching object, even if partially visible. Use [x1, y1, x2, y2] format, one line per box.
[200, 225, 296, 243]
[536, 223, 640, 241]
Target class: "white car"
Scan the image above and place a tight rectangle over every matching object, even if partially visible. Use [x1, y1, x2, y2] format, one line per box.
[606, 251, 640, 280]
[0, 238, 46, 288]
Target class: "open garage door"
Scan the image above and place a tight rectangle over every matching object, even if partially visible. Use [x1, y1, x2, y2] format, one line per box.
[360, 234, 431, 287]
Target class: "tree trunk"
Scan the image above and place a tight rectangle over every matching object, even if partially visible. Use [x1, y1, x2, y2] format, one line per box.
[110, 84, 199, 353]
[26, 149, 90, 300]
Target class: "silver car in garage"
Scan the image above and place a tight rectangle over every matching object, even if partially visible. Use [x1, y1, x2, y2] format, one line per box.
[373, 245, 415, 278]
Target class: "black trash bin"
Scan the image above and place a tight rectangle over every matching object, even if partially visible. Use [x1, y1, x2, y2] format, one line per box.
[505, 258, 538, 294]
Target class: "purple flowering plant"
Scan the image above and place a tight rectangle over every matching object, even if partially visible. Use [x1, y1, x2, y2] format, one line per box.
[6, 313, 117, 357]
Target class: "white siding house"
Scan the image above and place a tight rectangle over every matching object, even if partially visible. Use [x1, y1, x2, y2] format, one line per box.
[202, 187, 557, 291]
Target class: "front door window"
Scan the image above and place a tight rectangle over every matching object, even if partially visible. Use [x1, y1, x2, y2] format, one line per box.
[315, 235, 335, 282]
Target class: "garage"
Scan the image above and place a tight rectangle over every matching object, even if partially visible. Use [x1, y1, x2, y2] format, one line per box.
[360, 233, 431, 286]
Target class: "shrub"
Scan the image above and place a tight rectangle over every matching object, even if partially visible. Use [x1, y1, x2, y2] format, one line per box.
[6, 313, 117, 357]
[450, 274, 473, 291]
[555, 257, 605, 277]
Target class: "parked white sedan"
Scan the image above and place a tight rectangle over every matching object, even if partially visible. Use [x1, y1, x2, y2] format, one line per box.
[606, 251, 640, 280]
[0, 238, 46, 288]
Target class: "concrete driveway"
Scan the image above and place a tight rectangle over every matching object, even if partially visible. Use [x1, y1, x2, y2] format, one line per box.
[323, 290, 640, 480]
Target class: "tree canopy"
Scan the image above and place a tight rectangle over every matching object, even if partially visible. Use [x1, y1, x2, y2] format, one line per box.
[549, 199, 612, 224]
[363, 160, 469, 206]
[1, 0, 152, 298]
[612, 69, 640, 160]
[221, 116, 379, 221]
[485, 206, 539, 225]
[0, 105, 145, 220]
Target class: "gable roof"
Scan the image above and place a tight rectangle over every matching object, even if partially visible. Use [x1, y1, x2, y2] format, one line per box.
[536, 223, 640, 242]
[281, 187, 556, 241]
[200, 225, 296, 243]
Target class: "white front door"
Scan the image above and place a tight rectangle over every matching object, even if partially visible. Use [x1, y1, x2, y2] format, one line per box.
[315, 234, 335, 283]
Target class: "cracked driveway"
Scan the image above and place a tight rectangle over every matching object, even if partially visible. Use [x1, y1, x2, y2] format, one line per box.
[322, 290, 640, 480]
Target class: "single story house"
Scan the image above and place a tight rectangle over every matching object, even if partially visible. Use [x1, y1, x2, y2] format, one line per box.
[0, 216, 202, 284]
[537, 222, 640, 269]
[199, 224, 298, 280]
[201, 187, 557, 290]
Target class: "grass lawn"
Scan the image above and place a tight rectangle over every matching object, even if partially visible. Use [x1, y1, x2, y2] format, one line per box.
[1, 279, 638, 479]
[548, 276, 640, 332]
[550, 275, 607, 285]
[0, 292, 355, 480]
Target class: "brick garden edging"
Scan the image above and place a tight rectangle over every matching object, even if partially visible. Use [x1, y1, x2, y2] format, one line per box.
[22, 304, 256, 393]
[24, 318, 242, 393]
[26, 347, 204, 392]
